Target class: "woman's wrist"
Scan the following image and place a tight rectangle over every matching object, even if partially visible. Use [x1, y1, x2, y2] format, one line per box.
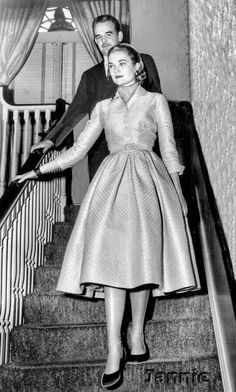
[34, 168, 43, 178]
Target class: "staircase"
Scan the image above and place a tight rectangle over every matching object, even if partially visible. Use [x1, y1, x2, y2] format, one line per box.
[0, 205, 223, 392]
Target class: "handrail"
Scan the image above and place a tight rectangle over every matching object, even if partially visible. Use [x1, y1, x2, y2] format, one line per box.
[185, 102, 236, 392]
[0, 86, 57, 110]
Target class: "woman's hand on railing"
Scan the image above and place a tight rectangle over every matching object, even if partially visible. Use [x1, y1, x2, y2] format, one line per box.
[14, 170, 38, 183]
[31, 140, 54, 154]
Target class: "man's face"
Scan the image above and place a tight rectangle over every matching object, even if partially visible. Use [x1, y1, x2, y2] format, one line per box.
[94, 21, 123, 56]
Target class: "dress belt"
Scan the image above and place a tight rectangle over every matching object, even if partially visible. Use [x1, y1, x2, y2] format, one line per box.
[110, 143, 152, 153]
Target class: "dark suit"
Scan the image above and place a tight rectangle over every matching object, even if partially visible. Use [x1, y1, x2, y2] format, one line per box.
[45, 53, 161, 178]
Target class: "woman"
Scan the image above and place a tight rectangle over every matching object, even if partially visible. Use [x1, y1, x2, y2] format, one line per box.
[16, 44, 200, 390]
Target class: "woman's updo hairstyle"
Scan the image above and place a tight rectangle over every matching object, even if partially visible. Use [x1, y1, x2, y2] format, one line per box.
[108, 43, 146, 84]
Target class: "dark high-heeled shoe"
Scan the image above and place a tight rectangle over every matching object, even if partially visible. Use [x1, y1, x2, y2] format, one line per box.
[126, 341, 150, 363]
[101, 349, 126, 390]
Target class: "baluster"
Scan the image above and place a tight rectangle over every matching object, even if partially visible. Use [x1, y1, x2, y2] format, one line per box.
[24, 182, 37, 294]
[1, 217, 13, 363]
[22, 109, 30, 164]
[45, 109, 51, 134]
[18, 193, 27, 323]
[51, 152, 59, 219]
[33, 110, 40, 145]
[46, 178, 55, 243]
[36, 180, 45, 268]
[9, 207, 18, 331]
[23, 190, 30, 296]
[45, 179, 51, 244]
[0, 224, 8, 364]
[11, 110, 20, 180]
[0, 107, 9, 196]
[58, 148, 66, 222]
[12, 194, 26, 326]
[53, 152, 63, 222]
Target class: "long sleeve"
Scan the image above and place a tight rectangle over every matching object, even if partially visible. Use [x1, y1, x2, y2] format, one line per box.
[155, 95, 184, 174]
[40, 102, 103, 174]
[44, 72, 90, 147]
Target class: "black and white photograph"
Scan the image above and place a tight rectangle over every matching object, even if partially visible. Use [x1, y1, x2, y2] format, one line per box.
[0, 0, 235, 391]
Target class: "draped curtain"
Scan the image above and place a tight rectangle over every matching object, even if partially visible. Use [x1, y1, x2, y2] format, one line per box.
[70, 0, 130, 64]
[0, 0, 47, 86]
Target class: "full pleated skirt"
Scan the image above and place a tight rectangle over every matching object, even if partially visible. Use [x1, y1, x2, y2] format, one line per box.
[56, 150, 200, 298]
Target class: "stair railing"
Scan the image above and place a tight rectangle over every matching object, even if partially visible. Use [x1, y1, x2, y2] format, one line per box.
[187, 104, 236, 392]
[0, 86, 70, 365]
[0, 86, 57, 197]
[0, 151, 66, 366]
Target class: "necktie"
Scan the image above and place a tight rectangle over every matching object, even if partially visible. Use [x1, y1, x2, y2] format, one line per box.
[104, 56, 109, 77]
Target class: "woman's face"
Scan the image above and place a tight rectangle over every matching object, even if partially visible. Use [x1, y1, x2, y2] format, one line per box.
[108, 50, 138, 86]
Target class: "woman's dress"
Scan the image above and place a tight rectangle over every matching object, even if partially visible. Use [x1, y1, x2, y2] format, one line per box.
[40, 86, 200, 298]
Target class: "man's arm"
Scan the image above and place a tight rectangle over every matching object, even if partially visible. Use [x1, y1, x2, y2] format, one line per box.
[141, 53, 162, 94]
[32, 72, 90, 152]
[45, 72, 90, 147]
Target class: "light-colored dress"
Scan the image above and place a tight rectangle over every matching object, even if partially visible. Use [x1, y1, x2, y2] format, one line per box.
[40, 86, 200, 298]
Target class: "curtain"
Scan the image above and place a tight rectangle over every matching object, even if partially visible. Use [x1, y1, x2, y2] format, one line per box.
[70, 0, 130, 64]
[0, 0, 47, 86]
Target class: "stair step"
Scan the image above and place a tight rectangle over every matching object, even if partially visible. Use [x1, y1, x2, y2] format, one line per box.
[11, 318, 216, 364]
[0, 356, 223, 392]
[24, 293, 106, 324]
[64, 205, 80, 224]
[44, 242, 65, 266]
[34, 266, 60, 294]
[24, 290, 210, 325]
[52, 222, 74, 242]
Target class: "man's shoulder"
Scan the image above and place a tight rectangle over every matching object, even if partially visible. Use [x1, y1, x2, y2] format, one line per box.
[83, 62, 103, 77]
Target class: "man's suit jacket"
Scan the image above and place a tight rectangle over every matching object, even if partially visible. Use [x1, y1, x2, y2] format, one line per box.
[45, 53, 162, 177]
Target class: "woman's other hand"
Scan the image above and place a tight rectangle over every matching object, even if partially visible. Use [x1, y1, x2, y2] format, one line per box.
[14, 170, 37, 183]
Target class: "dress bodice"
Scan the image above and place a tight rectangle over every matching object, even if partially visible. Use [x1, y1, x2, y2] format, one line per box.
[102, 87, 167, 154]
[40, 86, 184, 175]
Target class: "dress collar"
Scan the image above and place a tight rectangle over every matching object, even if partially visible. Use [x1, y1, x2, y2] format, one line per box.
[112, 84, 147, 102]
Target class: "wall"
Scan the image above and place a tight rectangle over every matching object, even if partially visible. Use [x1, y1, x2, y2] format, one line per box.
[188, 0, 236, 275]
[129, 0, 190, 100]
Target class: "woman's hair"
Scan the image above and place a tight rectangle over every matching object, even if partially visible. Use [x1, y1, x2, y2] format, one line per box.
[108, 44, 146, 83]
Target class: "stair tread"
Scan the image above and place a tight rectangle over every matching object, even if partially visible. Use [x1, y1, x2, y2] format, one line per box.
[0, 356, 223, 392]
[16, 316, 212, 330]
[3, 354, 220, 369]
[11, 318, 216, 364]
[24, 290, 211, 325]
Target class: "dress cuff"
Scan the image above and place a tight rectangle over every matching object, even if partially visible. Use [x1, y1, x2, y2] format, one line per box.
[39, 158, 61, 174]
[168, 163, 185, 175]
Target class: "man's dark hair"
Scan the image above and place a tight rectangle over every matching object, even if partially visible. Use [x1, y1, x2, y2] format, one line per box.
[92, 14, 121, 33]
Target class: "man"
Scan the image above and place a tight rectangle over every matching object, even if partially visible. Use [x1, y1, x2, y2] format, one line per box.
[32, 14, 162, 179]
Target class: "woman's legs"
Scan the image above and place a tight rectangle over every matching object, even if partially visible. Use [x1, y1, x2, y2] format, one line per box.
[129, 289, 150, 354]
[104, 286, 126, 374]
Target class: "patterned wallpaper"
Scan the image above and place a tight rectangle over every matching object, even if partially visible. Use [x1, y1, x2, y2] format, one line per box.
[188, 0, 236, 275]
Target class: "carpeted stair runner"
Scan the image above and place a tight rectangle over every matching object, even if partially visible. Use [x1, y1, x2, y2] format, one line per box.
[0, 205, 223, 392]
